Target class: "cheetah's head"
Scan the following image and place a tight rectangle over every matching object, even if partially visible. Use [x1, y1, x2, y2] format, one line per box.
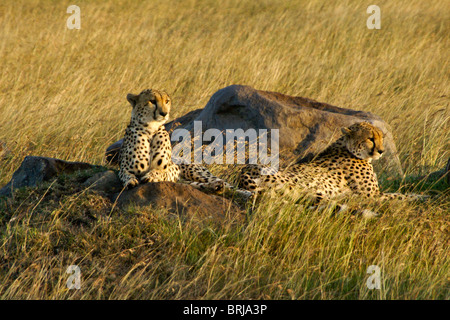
[341, 122, 385, 161]
[126, 89, 171, 129]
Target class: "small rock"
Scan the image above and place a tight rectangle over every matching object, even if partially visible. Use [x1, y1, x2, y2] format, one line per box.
[83, 170, 123, 194]
[0, 156, 94, 197]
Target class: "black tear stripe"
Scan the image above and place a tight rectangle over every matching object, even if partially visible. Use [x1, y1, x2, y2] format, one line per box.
[153, 91, 162, 119]
[370, 138, 377, 156]
[371, 142, 376, 156]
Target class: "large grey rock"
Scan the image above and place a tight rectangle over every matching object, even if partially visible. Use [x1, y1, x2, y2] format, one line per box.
[0, 156, 94, 197]
[106, 85, 402, 174]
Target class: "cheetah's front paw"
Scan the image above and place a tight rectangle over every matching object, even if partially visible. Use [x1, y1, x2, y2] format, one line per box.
[124, 177, 139, 189]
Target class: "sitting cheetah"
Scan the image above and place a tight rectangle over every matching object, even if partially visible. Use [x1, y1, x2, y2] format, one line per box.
[118, 89, 179, 188]
[233, 122, 426, 203]
[118, 89, 248, 195]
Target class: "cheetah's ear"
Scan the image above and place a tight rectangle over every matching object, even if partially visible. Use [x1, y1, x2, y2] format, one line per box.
[126, 93, 139, 107]
[341, 127, 352, 135]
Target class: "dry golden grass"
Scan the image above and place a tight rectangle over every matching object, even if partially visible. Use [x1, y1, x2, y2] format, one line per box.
[0, 0, 448, 300]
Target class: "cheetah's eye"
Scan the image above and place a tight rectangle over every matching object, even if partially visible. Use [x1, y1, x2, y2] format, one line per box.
[165, 100, 170, 104]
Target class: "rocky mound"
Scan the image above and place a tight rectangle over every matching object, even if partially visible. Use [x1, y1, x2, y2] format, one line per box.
[0, 157, 245, 225]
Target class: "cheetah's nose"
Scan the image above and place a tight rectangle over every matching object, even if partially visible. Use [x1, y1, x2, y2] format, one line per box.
[160, 111, 167, 117]
[378, 149, 384, 154]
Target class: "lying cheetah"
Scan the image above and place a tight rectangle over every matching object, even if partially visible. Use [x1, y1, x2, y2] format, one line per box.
[118, 89, 247, 195]
[233, 122, 426, 203]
